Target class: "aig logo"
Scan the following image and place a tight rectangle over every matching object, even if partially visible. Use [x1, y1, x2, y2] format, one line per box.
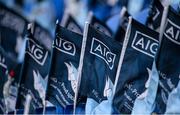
[164, 19, 180, 45]
[53, 37, 76, 56]
[131, 31, 159, 58]
[0, 55, 7, 69]
[90, 38, 116, 70]
[27, 39, 48, 66]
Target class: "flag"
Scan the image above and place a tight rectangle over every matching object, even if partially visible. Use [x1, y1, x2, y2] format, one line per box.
[45, 23, 85, 108]
[16, 31, 51, 113]
[146, 0, 163, 31]
[0, 2, 28, 59]
[113, 18, 159, 114]
[88, 12, 113, 37]
[76, 23, 122, 114]
[61, 11, 83, 34]
[152, 6, 180, 114]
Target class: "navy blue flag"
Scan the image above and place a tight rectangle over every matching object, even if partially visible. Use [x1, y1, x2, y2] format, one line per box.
[61, 12, 83, 34]
[89, 13, 113, 37]
[16, 31, 51, 113]
[0, 2, 28, 59]
[152, 7, 180, 114]
[78, 23, 122, 105]
[46, 23, 85, 108]
[0, 46, 17, 113]
[146, 0, 163, 31]
[113, 18, 159, 114]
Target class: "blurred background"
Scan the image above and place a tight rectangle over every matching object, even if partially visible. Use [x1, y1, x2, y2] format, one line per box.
[1, 0, 180, 36]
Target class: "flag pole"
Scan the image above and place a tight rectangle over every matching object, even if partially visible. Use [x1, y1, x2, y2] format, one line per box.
[119, 6, 127, 26]
[73, 21, 89, 114]
[112, 16, 132, 98]
[87, 11, 93, 24]
[23, 94, 32, 115]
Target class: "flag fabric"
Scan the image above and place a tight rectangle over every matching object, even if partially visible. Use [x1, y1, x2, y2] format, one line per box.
[146, 0, 163, 31]
[112, 18, 159, 114]
[151, 7, 180, 114]
[45, 23, 85, 108]
[61, 12, 83, 34]
[0, 2, 28, 59]
[88, 13, 113, 37]
[77, 23, 122, 114]
[16, 30, 51, 113]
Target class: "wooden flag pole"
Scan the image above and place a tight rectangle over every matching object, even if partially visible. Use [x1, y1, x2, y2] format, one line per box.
[112, 16, 132, 98]
[73, 21, 89, 114]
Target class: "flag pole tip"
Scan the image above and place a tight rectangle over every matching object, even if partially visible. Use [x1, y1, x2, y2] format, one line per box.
[56, 19, 59, 24]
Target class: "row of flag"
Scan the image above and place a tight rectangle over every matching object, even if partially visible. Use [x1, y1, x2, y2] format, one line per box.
[0, 0, 180, 114]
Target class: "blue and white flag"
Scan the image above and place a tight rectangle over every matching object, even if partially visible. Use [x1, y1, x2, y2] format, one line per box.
[113, 18, 159, 114]
[152, 6, 180, 114]
[76, 23, 122, 114]
[46, 23, 85, 108]
[16, 31, 51, 113]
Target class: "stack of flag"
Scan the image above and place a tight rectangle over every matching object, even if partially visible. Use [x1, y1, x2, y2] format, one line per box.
[0, 0, 180, 114]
